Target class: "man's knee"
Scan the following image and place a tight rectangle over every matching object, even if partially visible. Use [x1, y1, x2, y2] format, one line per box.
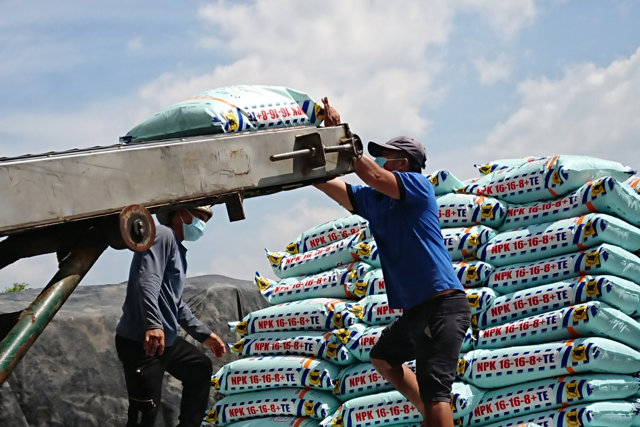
[370, 357, 400, 375]
[127, 397, 158, 426]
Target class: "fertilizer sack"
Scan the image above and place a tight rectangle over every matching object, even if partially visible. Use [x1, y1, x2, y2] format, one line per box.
[343, 323, 384, 362]
[229, 298, 359, 336]
[461, 373, 640, 427]
[459, 155, 635, 203]
[437, 193, 508, 229]
[213, 416, 319, 427]
[475, 301, 640, 351]
[350, 268, 387, 298]
[466, 287, 498, 318]
[254, 262, 370, 304]
[205, 387, 340, 426]
[349, 294, 403, 326]
[122, 85, 324, 143]
[453, 260, 493, 288]
[457, 337, 640, 389]
[211, 355, 341, 394]
[477, 213, 640, 267]
[476, 275, 640, 328]
[485, 243, 640, 295]
[627, 176, 640, 194]
[426, 169, 464, 195]
[501, 176, 640, 230]
[229, 329, 358, 366]
[285, 215, 368, 254]
[474, 156, 547, 175]
[443, 225, 497, 261]
[481, 400, 640, 427]
[332, 361, 416, 401]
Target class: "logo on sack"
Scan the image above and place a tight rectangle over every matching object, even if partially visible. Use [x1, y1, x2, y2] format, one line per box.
[466, 265, 479, 282]
[285, 242, 299, 254]
[572, 306, 589, 322]
[585, 279, 600, 297]
[231, 340, 244, 354]
[468, 234, 481, 247]
[591, 181, 606, 196]
[585, 250, 601, 267]
[235, 321, 248, 335]
[480, 205, 495, 219]
[210, 377, 221, 389]
[335, 328, 351, 345]
[326, 343, 339, 359]
[565, 408, 582, 427]
[349, 305, 364, 320]
[552, 170, 564, 186]
[331, 414, 345, 427]
[478, 164, 493, 175]
[268, 253, 284, 267]
[315, 103, 325, 121]
[456, 358, 468, 376]
[571, 344, 588, 363]
[333, 312, 344, 328]
[332, 379, 341, 394]
[467, 293, 480, 308]
[205, 408, 218, 423]
[255, 277, 271, 292]
[304, 401, 316, 416]
[224, 112, 239, 131]
[583, 220, 597, 238]
[357, 242, 372, 258]
[429, 174, 439, 186]
[309, 370, 322, 386]
[565, 381, 582, 399]
[354, 281, 369, 298]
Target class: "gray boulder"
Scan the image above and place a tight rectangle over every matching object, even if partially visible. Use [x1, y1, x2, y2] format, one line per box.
[0, 274, 268, 426]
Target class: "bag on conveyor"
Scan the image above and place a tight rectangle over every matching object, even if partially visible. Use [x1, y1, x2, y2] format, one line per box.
[285, 215, 369, 254]
[477, 213, 640, 267]
[500, 176, 640, 230]
[459, 155, 635, 203]
[457, 337, 640, 389]
[437, 193, 508, 229]
[463, 374, 640, 427]
[476, 275, 640, 328]
[205, 387, 340, 426]
[485, 243, 640, 295]
[122, 85, 325, 143]
[229, 298, 359, 336]
[475, 301, 640, 351]
[474, 156, 547, 175]
[442, 225, 497, 261]
[211, 355, 341, 394]
[254, 262, 370, 304]
[229, 329, 359, 366]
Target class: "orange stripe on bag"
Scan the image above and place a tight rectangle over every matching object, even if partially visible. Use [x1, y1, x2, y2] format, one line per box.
[586, 201, 597, 212]
[298, 388, 309, 399]
[565, 366, 576, 374]
[294, 417, 309, 427]
[303, 358, 313, 369]
[567, 326, 580, 337]
[548, 188, 560, 197]
[547, 155, 559, 170]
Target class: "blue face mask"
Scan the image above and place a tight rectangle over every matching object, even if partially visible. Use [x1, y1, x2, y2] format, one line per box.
[182, 215, 207, 241]
[375, 157, 388, 167]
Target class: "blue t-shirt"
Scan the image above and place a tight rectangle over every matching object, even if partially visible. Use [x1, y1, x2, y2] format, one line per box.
[116, 225, 212, 346]
[348, 172, 463, 309]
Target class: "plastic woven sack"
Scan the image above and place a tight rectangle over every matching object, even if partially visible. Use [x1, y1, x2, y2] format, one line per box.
[426, 169, 464, 195]
[501, 176, 640, 230]
[349, 294, 403, 326]
[459, 155, 635, 203]
[466, 287, 498, 317]
[477, 213, 640, 267]
[350, 268, 386, 298]
[285, 215, 369, 254]
[453, 260, 493, 288]
[212, 416, 319, 427]
[254, 262, 370, 304]
[266, 233, 361, 279]
[122, 85, 325, 143]
[229, 298, 358, 336]
[229, 329, 358, 366]
[627, 176, 640, 194]
[485, 244, 640, 295]
[211, 355, 341, 394]
[476, 275, 640, 328]
[437, 193, 508, 229]
[457, 337, 640, 389]
[344, 323, 384, 362]
[474, 157, 547, 175]
[332, 361, 416, 401]
[443, 226, 497, 261]
[206, 387, 340, 425]
[463, 374, 640, 427]
[481, 400, 640, 427]
[475, 301, 640, 351]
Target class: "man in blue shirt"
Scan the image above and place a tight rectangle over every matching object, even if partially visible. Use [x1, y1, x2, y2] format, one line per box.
[115, 205, 226, 427]
[315, 98, 470, 427]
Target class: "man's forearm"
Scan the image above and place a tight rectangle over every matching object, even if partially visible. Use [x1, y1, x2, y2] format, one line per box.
[314, 179, 354, 211]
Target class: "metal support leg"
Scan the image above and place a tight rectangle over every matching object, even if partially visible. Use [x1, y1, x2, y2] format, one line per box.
[0, 225, 107, 384]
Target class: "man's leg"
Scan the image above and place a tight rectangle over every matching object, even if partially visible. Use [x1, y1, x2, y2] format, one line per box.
[165, 337, 213, 427]
[370, 357, 424, 416]
[116, 335, 165, 427]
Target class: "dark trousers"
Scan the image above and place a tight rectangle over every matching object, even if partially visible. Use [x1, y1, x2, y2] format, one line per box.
[115, 335, 213, 427]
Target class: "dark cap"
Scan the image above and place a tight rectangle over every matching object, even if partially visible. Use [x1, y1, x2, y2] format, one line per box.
[368, 136, 427, 170]
[156, 205, 213, 226]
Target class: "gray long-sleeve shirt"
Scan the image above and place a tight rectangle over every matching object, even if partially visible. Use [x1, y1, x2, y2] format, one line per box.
[116, 224, 212, 346]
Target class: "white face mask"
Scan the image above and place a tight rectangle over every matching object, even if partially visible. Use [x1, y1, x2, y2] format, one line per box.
[181, 212, 207, 241]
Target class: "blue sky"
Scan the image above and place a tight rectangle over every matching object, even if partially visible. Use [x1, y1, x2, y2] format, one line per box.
[1, 0, 639, 290]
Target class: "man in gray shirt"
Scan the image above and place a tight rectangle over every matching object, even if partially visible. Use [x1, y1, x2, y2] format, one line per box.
[116, 205, 226, 427]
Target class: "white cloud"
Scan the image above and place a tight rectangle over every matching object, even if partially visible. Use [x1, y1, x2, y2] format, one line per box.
[477, 46, 640, 166]
[459, 0, 537, 38]
[473, 55, 512, 85]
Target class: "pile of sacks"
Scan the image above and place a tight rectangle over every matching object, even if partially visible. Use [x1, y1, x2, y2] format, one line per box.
[205, 155, 640, 427]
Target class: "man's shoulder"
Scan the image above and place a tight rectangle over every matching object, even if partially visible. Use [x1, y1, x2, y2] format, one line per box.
[154, 224, 177, 245]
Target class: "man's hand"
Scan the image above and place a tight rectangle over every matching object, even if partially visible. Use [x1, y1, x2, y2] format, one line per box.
[204, 332, 227, 358]
[144, 328, 165, 356]
[322, 97, 341, 127]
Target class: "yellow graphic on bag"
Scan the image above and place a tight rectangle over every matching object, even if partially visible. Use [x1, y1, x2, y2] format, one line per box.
[315, 103, 325, 122]
[468, 234, 480, 247]
[210, 377, 221, 389]
[354, 281, 369, 298]
[357, 242, 372, 258]
[565, 408, 582, 427]
[205, 408, 218, 423]
[332, 378, 341, 394]
[585, 279, 600, 297]
[255, 276, 271, 292]
[332, 414, 345, 427]
[304, 401, 316, 416]
[471, 314, 478, 328]
[286, 242, 299, 254]
[326, 343, 339, 359]
[565, 381, 582, 399]
[348, 268, 360, 281]
[585, 250, 601, 267]
[333, 312, 344, 328]
[571, 344, 588, 363]
[456, 359, 468, 376]
[466, 265, 479, 282]
[583, 220, 596, 238]
[268, 253, 284, 267]
[349, 305, 364, 320]
[467, 293, 480, 309]
[335, 328, 351, 345]
[481, 205, 495, 220]
[552, 170, 564, 186]
[224, 112, 239, 131]
[234, 321, 248, 335]
[309, 370, 322, 386]
[572, 306, 589, 322]
[478, 164, 493, 175]
[429, 174, 439, 186]
[591, 181, 606, 196]
[231, 339, 245, 354]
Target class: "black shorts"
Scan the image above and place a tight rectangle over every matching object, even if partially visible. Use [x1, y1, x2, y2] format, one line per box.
[369, 291, 471, 403]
